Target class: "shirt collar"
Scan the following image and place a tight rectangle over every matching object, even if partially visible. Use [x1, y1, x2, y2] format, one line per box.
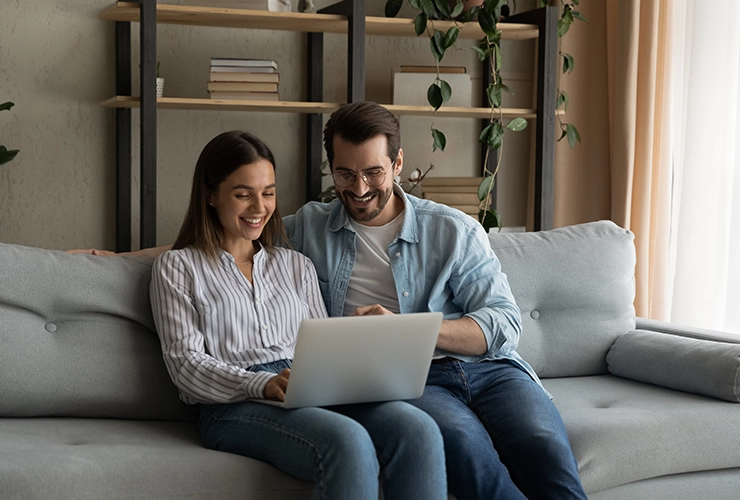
[327, 184, 418, 244]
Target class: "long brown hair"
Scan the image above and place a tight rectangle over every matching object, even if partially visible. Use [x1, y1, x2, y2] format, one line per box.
[172, 130, 288, 260]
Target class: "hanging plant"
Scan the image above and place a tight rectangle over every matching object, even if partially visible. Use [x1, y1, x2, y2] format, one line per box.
[385, 0, 586, 231]
[1, 102, 19, 166]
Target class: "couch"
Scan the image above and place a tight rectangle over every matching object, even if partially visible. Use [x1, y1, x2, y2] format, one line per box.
[1, 220, 739, 499]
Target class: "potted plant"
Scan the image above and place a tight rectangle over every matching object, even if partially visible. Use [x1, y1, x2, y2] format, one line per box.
[384, 0, 586, 231]
[0, 102, 19, 166]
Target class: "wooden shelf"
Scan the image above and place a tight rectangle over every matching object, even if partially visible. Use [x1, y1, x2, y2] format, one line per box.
[101, 96, 541, 119]
[100, 2, 539, 40]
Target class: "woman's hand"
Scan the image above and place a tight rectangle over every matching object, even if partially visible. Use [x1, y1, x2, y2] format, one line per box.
[352, 304, 394, 316]
[67, 248, 117, 256]
[263, 368, 291, 401]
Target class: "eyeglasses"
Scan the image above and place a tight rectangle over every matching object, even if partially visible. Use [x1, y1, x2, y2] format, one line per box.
[331, 164, 393, 188]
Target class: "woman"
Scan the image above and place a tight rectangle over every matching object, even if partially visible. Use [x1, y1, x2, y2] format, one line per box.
[149, 130, 446, 500]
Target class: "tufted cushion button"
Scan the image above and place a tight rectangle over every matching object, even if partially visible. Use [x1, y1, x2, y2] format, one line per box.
[530, 310, 540, 320]
[45, 322, 58, 333]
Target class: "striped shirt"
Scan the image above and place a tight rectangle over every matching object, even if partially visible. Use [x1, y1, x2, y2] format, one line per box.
[150, 245, 327, 405]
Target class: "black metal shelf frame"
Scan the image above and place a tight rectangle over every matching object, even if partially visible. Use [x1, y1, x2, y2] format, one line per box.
[112, 0, 557, 251]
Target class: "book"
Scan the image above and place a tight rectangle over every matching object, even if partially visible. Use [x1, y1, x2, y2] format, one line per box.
[209, 91, 279, 100]
[179, 0, 291, 12]
[207, 81, 279, 92]
[209, 71, 280, 83]
[400, 65, 467, 74]
[210, 58, 278, 69]
[422, 177, 484, 187]
[210, 65, 277, 73]
[422, 192, 481, 205]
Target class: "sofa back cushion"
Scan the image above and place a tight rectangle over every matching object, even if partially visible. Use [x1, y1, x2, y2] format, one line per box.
[0, 243, 196, 421]
[489, 221, 636, 378]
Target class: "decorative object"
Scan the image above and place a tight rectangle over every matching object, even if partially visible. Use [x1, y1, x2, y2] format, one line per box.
[156, 61, 164, 98]
[384, 0, 587, 231]
[0, 102, 19, 166]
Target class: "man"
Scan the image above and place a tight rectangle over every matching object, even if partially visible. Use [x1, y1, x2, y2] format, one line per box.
[283, 101, 587, 500]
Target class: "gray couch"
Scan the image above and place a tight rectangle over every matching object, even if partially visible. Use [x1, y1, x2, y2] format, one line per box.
[1, 220, 739, 499]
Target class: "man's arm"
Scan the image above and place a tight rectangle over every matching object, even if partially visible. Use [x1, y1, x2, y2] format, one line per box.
[68, 244, 172, 258]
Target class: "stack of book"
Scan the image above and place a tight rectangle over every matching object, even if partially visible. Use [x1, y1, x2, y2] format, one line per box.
[421, 177, 487, 218]
[208, 57, 279, 101]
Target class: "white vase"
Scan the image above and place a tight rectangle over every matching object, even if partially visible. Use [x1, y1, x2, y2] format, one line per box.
[156, 77, 164, 98]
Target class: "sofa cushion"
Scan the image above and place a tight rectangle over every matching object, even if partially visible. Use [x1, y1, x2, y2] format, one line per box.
[0, 418, 313, 500]
[0, 243, 195, 421]
[489, 220, 636, 377]
[544, 375, 740, 494]
[607, 330, 740, 402]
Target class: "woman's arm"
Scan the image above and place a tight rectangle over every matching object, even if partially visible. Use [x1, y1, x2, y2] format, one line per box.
[150, 251, 277, 403]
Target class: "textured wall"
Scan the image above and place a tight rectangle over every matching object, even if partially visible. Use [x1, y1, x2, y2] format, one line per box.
[0, 0, 536, 251]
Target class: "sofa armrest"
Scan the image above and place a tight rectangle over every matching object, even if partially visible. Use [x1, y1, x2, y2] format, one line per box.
[606, 328, 740, 402]
[636, 317, 740, 344]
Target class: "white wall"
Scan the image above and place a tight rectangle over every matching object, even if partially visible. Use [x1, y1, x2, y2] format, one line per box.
[0, 0, 536, 251]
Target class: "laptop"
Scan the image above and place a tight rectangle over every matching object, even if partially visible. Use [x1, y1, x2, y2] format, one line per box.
[255, 312, 442, 409]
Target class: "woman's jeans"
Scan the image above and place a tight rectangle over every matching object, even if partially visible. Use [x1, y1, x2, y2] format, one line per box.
[406, 358, 587, 500]
[199, 360, 446, 500]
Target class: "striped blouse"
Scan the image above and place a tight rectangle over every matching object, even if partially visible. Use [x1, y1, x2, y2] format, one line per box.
[149, 245, 328, 405]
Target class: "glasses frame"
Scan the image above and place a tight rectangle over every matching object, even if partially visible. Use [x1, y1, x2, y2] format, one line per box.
[331, 161, 396, 189]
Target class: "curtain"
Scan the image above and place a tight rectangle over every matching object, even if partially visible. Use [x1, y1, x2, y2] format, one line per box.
[668, 0, 740, 333]
[604, 0, 673, 319]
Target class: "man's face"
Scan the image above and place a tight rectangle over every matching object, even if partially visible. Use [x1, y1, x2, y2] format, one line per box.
[331, 134, 403, 226]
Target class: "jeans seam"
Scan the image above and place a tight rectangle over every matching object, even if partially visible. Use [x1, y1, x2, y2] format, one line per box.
[205, 411, 329, 500]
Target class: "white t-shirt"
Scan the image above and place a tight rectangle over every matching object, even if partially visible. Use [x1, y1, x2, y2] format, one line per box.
[343, 210, 405, 315]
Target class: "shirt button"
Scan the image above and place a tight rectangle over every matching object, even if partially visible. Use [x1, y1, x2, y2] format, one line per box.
[402, 291, 409, 297]
[395, 252, 401, 258]
[262, 325, 268, 330]
[256, 297, 262, 303]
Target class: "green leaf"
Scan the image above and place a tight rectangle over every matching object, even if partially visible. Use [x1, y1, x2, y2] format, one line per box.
[558, 128, 568, 142]
[479, 121, 504, 150]
[432, 30, 447, 62]
[478, 208, 502, 232]
[506, 117, 528, 131]
[427, 82, 444, 110]
[0, 146, 19, 166]
[572, 10, 588, 23]
[430, 34, 444, 62]
[414, 12, 428, 36]
[444, 26, 460, 49]
[420, 0, 437, 17]
[450, 0, 464, 18]
[384, 0, 403, 18]
[565, 123, 582, 148]
[477, 175, 495, 201]
[470, 45, 489, 61]
[494, 43, 502, 72]
[433, 0, 451, 18]
[0, 101, 15, 112]
[562, 53, 575, 74]
[486, 84, 502, 108]
[556, 89, 569, 111]
[439, 79, 452, 104]
[432, 128, 446, 152]
[479, 123, 494, 144]
[572, 0, 580, 6]
[478, 10, 497, 38]
[409, 0, 421, 8]
[457, 6, 479, 22]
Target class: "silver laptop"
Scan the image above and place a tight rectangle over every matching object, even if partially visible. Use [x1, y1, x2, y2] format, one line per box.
[255, 312, 442, 409]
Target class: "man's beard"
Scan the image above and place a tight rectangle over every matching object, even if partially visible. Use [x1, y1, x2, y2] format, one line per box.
[338, 185, 394, 223]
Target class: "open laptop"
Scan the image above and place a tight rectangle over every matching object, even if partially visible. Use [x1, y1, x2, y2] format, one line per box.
[255, 312, 442, 409]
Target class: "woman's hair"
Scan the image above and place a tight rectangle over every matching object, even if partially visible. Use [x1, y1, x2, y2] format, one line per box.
[172, 130, 288, 259]
[323, 101, 401, 168]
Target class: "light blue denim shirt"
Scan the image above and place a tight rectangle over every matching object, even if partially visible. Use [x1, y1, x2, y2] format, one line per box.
[283, 186, 542, 385]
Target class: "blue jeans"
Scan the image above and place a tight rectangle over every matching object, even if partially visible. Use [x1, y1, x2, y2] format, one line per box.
[199, 360, 446, 500]
[406, 359, 587, 500]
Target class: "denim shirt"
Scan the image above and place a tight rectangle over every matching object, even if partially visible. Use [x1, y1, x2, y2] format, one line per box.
[283, 187, 542, 385]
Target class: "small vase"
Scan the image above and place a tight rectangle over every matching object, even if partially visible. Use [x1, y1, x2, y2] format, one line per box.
[156, 77, 164, 98]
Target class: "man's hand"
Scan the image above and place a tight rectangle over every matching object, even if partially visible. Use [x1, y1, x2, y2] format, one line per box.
[352, 304, 394, 316]
[67, 248, 117, 256]
[263, 368, 290, 401]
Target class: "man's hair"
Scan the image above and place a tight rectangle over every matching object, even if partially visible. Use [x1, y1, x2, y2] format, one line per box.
[323, 101, 401, 168]
[173, 130, 288, 260]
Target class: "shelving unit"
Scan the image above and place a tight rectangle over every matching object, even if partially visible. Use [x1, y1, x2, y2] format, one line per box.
[101, 0, 557, 251]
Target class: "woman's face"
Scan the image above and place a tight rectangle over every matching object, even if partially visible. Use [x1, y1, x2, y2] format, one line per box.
[211, 159, 276, 246]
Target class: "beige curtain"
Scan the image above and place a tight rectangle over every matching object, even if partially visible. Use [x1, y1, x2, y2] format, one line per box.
[604, 0, 673, 319]
[550, 0, 673, 319]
